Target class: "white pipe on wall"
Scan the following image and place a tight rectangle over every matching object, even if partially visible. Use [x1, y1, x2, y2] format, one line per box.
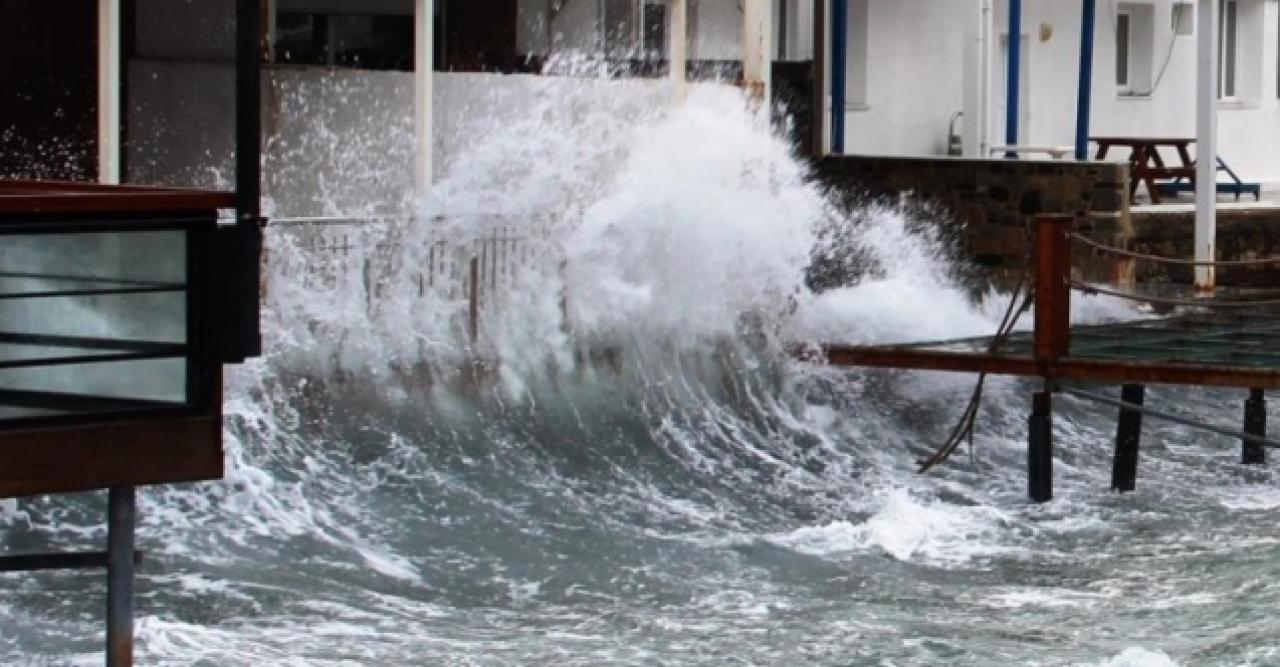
[97, 0, 121, 184]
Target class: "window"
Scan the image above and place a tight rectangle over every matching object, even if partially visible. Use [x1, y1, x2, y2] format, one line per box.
[1115, 4, 1153, 96]
[1219, 0, 1238, 98]
[642, 1, 667, 60]
[1116, 12, 1131, 90]
[601, 0, 638, 59]
[275, 12, 414, 70]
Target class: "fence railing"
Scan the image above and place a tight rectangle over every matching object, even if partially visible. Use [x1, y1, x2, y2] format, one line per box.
[268, 216, 539, 342]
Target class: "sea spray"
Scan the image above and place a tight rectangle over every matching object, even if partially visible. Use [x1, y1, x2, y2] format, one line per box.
[8, 72, 1246, 667]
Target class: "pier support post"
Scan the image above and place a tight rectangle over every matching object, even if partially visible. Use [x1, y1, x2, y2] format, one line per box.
[1028, 391, 1053, 503]
[106, 486, 135, 667]
[1243, 388, 1266, 465]
[1111, 384, 1145, 492]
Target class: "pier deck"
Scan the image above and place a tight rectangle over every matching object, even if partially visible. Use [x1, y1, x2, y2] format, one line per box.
[819, 308, 1280, 390]
[806, 214, 1280, 502]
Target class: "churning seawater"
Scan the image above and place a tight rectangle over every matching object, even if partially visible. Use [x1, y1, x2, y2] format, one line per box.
[4, 79, 1280, 667]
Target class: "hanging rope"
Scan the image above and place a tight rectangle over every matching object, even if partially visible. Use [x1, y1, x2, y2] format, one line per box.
[1069, 280, 1280, 309]
[1069, 232, 1280, 268]
[917, 264, 1033, 473]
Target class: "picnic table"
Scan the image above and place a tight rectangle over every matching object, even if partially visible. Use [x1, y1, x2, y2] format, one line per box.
[1092, 136, 1197, 204]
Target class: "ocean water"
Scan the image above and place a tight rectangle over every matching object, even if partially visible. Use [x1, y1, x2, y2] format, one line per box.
[3, 80, 1279, 667]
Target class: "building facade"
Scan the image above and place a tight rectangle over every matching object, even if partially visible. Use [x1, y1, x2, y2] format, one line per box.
[5, 1, 1277, 194]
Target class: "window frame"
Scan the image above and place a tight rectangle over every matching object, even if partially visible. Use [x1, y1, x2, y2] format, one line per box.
[1219, 0, 1239, 100]
[1116, 10, 1133, 93]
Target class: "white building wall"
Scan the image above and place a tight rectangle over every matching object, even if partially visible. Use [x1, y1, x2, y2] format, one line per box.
[842, 0, 973, 156]
[989, 0, 1280, 183]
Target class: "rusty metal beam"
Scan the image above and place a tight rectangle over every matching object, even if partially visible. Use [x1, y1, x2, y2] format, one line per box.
[814, 344, 1280, 390]
[1034, 215, 1071, 363]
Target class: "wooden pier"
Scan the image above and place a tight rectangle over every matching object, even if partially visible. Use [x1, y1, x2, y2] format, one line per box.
[805, 215, 1280, 501]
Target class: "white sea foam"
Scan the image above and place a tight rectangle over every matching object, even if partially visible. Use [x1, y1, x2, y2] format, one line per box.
[1088, 647, 1180, 667]
[767, 487, 1020, 566]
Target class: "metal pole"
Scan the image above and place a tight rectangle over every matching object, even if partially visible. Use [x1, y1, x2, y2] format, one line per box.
[106, 486, 135, 667]
[1194, 0, 1218, 293]
[1111, 384, 1145, 491]
[1074, 0, 1096, 161]
[1006, 0, 1022, 156]
[830, 0, 848, 153]
[1243, 388, 1267, 464]
[979, 0, 993, 157]
[742, 0, 773, 104]
[1063, 387, 1280, 450]
[468, 256, 480, 343]
[229, 0, 264, 362]
[97, 0, 121, 183]
[1029, 391, 1053, 502]
[414, 0, 434, 192]
[670, 0, 688, 102]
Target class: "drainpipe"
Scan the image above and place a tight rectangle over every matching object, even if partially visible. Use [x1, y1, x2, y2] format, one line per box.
[1006, 0, 1021, 157]
[1194, 0, 1218, 293]
[1075, 0, 1096, 160]
[830, 0, 848, 153]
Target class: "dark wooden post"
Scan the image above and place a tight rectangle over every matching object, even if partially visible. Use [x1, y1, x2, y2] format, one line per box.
[106, 486, 135, 667]
[1111, 384, 1145, 492]
[1034, 215, 1072, 365]
[1028, 391, 1053, 503]
[1243, 388, 1267, 465]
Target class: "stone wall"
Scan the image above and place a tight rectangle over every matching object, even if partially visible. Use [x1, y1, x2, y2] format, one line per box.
[1131, 208, 1280, 287]
[816, 155, 1132, 283]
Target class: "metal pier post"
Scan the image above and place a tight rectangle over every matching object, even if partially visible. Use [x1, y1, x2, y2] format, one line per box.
[1111, 384, 1145, 492]
[107, 486, 136, 667]
[1028, 391, 1053, 502]
[1243, 389, 1267, 465]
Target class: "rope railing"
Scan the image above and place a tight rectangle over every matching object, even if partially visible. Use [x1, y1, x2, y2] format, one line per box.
[1068, 280, 1280, 308]
[1069, 232, 1280, 268]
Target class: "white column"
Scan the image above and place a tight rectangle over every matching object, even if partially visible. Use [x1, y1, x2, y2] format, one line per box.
[742, 0, 772, 104]
[1195, 0, 1218, 293]
[414, 0, 434, 193]
[961, 0, 984, 157]
[97, 0, 121, 184]
[670, 0, 688, 102]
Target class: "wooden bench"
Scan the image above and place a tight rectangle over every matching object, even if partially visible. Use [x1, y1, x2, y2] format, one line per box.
[1158, 156, 1262, 201]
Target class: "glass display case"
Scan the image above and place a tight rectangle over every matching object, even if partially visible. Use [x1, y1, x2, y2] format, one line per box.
[0, 181, 231, 496]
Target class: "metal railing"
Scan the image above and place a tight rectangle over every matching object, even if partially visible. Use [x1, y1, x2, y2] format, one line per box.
[268, 216, 539, 342]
